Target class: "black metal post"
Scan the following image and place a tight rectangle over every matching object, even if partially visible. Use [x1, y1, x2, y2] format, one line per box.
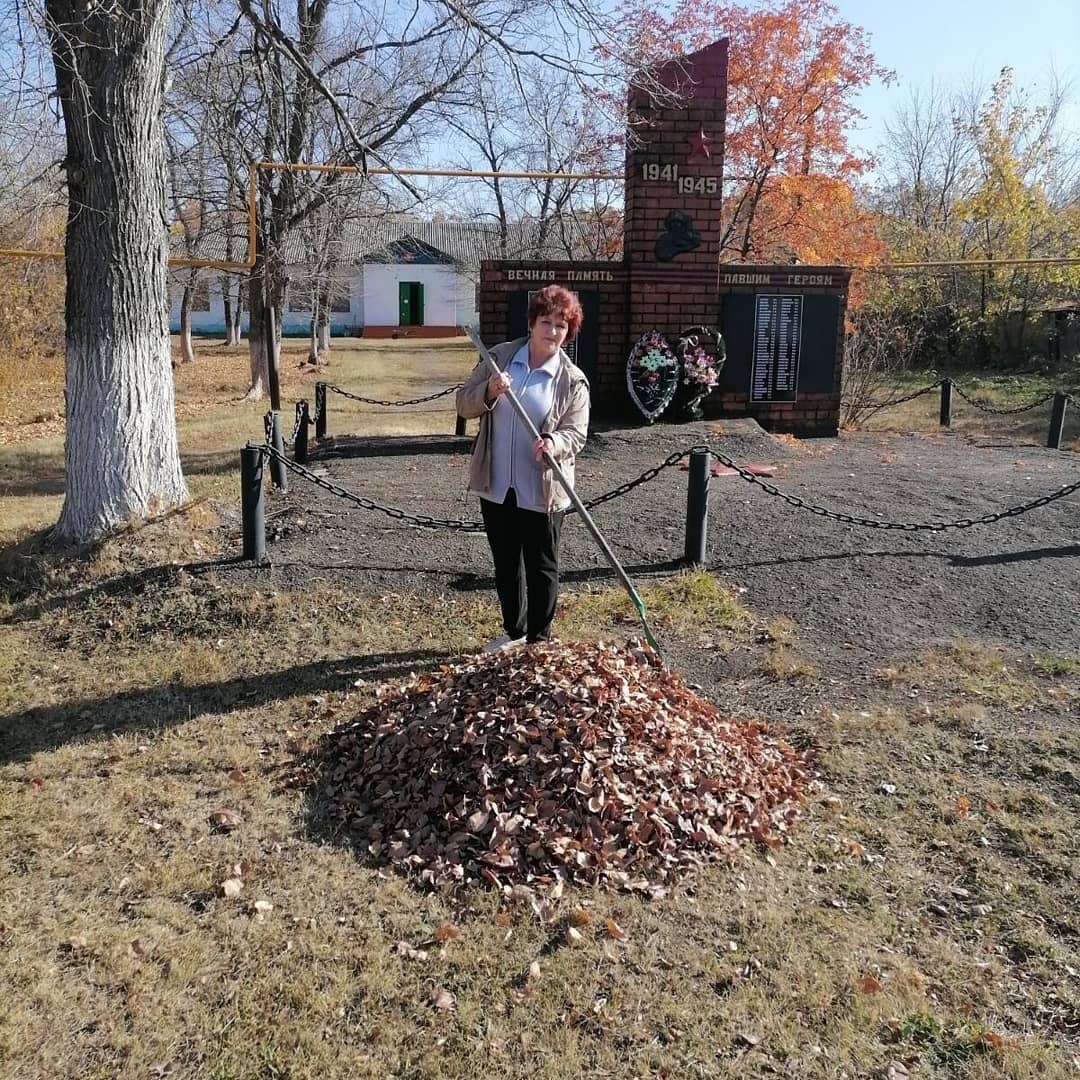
[1047, 392, 1068, 450]
[295, 401, 310, 463]
[240, 444, 266, 564]
[939, 379, 953, 427]
[269, 410, 288, 491]
[315, 382, 327, 440]
[455, 414, 466, 436]
[683, 448, 710, 566]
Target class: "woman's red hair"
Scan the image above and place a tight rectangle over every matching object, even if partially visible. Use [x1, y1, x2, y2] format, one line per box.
[527, 284, 584, 340]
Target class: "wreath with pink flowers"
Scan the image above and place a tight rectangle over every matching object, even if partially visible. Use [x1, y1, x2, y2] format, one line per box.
[675, 325, 726, 420]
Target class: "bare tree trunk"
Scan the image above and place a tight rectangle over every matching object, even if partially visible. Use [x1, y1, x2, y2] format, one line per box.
[229, 284, 242, 345]
[179, 278, 195, 363]
[308, 303, 319, 363]
[246, 267, 268, 398]
[222, 277, 239, 345]
[47, 0, 187, 544]
[222, 290, 234, 345]
[317, 293, 330, 355]
[246, 239, 286, 397]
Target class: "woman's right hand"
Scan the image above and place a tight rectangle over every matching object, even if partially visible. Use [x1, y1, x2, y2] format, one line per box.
[485, 371, 511, 403]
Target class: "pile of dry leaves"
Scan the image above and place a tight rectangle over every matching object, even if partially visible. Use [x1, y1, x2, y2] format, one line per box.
[317, 640, 809, 893]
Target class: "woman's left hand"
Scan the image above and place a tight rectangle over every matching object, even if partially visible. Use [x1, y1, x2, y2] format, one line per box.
[533, 436, 551, 463]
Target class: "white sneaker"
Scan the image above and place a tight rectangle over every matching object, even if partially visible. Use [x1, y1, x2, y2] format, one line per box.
[482, 633, 526, 653]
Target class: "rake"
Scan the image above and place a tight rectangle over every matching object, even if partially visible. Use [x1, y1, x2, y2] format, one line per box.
[463, 325, 664, 660]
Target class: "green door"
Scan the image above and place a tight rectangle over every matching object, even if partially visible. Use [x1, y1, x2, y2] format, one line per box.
[398, 281, 424, 326]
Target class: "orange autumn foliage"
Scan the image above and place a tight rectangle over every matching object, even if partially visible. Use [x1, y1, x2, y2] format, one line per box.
[617, 0, 890, 270]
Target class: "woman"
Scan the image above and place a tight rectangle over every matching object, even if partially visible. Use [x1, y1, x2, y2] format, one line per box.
[456, 285, 590, 651]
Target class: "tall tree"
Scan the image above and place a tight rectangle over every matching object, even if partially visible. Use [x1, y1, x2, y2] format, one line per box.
[45, 0, 187, 544]
[954, 68, 1078, 359]
[615, 0, 889, 266]
[875, 71, 1080, 368]
[7, 0, 659, 542]
[441, 65, 623, 257]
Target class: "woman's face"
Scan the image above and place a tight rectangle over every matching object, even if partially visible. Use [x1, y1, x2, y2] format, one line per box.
[528, 312, 570, 359]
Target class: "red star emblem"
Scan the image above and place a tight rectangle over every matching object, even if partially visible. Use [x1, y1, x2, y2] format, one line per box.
[688, 129, 713, 161]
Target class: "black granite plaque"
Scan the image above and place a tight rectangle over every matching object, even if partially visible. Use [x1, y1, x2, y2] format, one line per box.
[750, 294, 803, 402]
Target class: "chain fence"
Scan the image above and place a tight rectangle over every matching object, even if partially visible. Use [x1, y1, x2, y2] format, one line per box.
[950, 383, 1060, 415]
[700, 445, 1080, 532]
[325, 382, 463, 407]
[258, 438, 1078, 537]
[849, 378, 1076, 415]
[258, 444, 687, 531]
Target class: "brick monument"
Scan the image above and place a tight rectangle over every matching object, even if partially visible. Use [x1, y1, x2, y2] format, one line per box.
[478, 38, 850, 436]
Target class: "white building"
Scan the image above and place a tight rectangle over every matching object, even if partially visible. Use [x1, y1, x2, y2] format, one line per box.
[170, 219, 580, 338]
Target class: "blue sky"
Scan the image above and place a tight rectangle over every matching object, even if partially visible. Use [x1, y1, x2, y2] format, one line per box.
[838, 0, 1079, 157]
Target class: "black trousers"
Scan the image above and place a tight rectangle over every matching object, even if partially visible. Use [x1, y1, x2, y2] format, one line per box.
[480, 489, 564, 642]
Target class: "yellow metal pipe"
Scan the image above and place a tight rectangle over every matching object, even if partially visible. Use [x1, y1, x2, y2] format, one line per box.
[0, 247, 65, 259]
[869, 257, 1080, 270]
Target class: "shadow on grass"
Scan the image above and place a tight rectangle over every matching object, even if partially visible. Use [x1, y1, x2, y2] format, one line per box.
[0, 646, 453, 764]
[0, 535, 228, 615]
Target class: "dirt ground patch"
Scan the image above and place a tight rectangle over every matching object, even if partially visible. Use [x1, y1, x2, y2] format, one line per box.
[245, 417, 1079, 703]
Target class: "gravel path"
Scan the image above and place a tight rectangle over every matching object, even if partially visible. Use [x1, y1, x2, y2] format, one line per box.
[249, 419, 1080, 697]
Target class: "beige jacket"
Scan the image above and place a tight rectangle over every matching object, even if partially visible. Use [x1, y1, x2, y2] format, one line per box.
[456, 337, 590, 513]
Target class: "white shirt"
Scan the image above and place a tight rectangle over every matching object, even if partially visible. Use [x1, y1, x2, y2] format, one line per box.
[486, 345, 560, 513]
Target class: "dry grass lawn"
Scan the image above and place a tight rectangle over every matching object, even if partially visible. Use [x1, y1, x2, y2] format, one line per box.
[855, 370, 1080, 451]
[1, 338, 1078, 1078]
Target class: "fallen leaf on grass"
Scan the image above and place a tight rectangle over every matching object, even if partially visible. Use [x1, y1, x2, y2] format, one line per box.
[252, 900, 273, 915]
[565, 925, 585, 946]
[430, 988, 456, 1011]
[954, 795, 971, 817]
[433, 924, 460, 943]
[606, 919, 627, 941]
[393, 941, 429, 961]
[979, 1031, 1007, 1051]
[221, 877, 243, 899]
[856, 975, 883, 994]
[209, 809, 243, 834]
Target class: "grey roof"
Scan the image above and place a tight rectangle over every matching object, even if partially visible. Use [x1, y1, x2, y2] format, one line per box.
[172, 216, 610, 269]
